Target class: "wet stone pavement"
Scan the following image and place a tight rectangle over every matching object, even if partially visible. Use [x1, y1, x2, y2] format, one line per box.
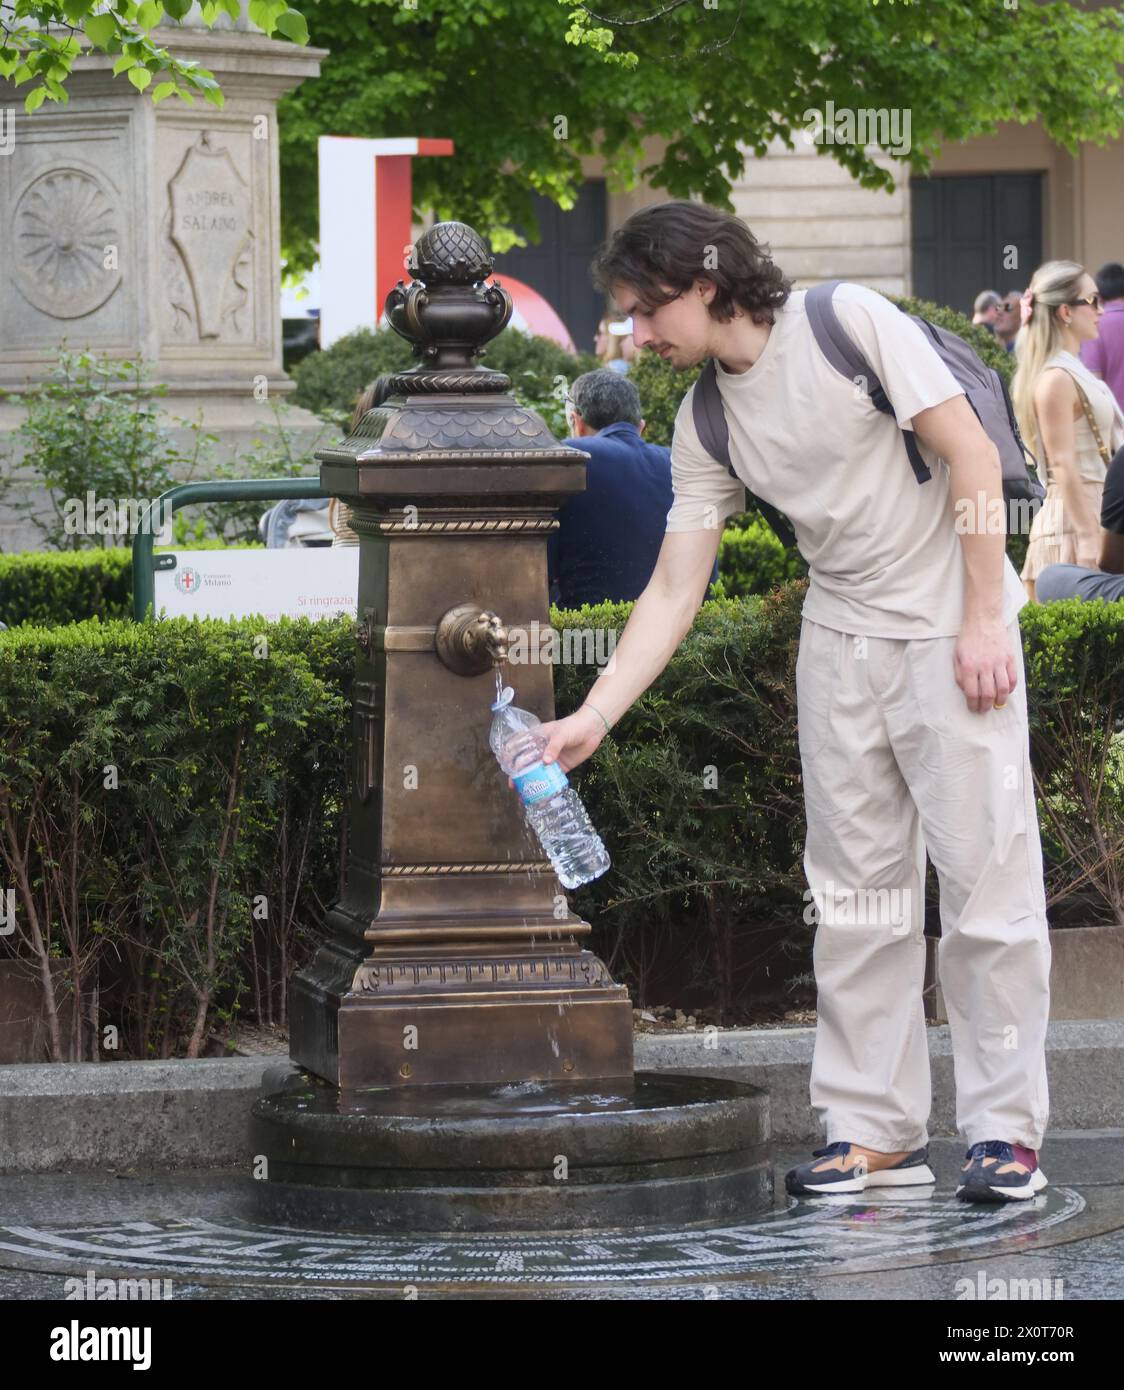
[0, 1132, 1120, 1300]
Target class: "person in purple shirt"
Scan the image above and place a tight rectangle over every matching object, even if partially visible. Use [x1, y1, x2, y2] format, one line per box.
[548, 369, 720, 609]
[1081, 262, 1124, 411]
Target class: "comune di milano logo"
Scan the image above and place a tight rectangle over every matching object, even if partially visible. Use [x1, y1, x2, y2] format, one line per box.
[49, 1321, 152, 1370]
[172, 567, 233, 596]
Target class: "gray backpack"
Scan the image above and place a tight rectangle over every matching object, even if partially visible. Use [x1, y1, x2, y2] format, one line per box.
[691, 279, 1045, 549]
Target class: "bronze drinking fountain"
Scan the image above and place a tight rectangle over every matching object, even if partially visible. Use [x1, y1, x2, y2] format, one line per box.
[250, 221, 769, 1232]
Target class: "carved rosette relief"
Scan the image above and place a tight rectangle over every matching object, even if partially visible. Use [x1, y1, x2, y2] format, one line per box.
[12, 167, 122, 319]
[163, 131, 253, 342]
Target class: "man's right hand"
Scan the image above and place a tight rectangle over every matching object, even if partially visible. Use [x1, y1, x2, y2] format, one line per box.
[506, 705, 608, 789]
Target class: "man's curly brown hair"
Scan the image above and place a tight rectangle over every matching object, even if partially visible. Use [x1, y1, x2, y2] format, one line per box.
[592, 200, 791, 326]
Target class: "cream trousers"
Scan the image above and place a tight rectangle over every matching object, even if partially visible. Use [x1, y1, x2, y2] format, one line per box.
[796, 616, 1051, 1152]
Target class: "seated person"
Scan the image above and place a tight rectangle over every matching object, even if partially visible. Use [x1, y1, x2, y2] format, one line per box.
[1036, 443, 1124, 603]
[259, 496, 331, 548]
[549, 369, 720, 609]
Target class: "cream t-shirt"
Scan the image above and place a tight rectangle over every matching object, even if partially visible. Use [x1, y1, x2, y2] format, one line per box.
[666, 282, 1028, 638]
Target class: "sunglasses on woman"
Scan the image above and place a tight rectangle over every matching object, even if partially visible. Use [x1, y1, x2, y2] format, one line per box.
[1068, 293, 1103, 311]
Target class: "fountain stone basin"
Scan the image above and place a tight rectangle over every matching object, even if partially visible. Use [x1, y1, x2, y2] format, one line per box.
[249, 1070, 771, 1233]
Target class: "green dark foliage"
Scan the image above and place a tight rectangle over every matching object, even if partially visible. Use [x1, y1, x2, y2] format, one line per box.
[276, 1, 1124, 278]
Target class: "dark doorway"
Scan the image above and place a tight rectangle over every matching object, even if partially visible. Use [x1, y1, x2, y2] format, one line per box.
[911, 173, 1043, 314]
[492, 182, 607, 355]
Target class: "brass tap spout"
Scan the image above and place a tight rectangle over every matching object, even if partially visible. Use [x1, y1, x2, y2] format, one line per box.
[435, 602, 509, 675]
[474, 610, 508, 666]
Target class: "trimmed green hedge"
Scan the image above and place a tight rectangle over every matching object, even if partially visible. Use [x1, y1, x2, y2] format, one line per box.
[0, 616, 352, 1061]
[0, 543, 264, 629]
[0, 549, 133, 626]
[2, 588, 1120, 1052]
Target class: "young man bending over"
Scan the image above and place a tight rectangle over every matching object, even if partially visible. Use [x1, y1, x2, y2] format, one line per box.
[535, 201, 1051, 1204]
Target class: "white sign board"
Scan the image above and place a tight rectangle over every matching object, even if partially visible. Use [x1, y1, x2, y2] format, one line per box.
[154, 550, 360, 622]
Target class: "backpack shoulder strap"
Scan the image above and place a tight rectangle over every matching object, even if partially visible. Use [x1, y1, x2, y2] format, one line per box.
[805, 279, 889, 412]
[804, 281, 932, 485]
[692, 358, 733, 472]
[690, 360, 798, 550]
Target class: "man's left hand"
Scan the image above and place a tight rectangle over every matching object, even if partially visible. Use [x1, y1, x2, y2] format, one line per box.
[954, 617, 1018, 714]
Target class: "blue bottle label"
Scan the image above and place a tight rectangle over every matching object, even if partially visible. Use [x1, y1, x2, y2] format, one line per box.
[513, 759, 568, 805]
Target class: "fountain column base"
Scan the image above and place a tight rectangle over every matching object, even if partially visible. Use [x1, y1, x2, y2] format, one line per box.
[289, 931, 635, 1090]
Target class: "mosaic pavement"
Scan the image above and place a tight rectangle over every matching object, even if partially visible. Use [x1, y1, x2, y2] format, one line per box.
[0, 1184, 1087, 1291]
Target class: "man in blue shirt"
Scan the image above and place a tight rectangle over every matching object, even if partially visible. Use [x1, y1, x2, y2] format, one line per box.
[548, 369, 721, 608]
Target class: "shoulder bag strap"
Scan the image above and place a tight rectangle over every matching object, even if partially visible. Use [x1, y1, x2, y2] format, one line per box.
[1071, 377, 1113, 468]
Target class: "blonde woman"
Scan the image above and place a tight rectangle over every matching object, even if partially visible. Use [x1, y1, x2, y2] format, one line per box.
[1013, 260, 1124, 600]
[327, 379, 385, 546]
[593, 314, 633, 374]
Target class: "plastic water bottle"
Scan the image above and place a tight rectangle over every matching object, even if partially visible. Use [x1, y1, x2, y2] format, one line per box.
[489, 685, 610, 889]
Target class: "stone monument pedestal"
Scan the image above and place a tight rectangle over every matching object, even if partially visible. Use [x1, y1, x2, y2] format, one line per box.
[0, 6, 328, 548]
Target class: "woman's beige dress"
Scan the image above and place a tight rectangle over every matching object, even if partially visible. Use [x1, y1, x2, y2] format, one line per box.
[1021, 350, 1124, 583]
[327, 497, 359, 547]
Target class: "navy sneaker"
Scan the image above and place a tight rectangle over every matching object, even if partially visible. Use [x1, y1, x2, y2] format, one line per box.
[957, 1141, 1048, 1202]
[784, 1141, 936, 1196]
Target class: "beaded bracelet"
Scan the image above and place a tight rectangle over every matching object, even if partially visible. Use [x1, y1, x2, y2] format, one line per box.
[582, 701, 612, 734]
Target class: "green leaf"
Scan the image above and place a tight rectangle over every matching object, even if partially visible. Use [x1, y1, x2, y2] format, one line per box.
[128, 66, 153, 92]
[151, 80, 177, 104]
[248, 0, 288, 36]
[163, 0, 193, 17]
[25, 86, 48, 112]
[112, 53, 137, 75]
[62, 0, 91, 20]
[84, 12, 118, 46]
[275, 8, 308, 44]
[136, 0, 164, 29]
